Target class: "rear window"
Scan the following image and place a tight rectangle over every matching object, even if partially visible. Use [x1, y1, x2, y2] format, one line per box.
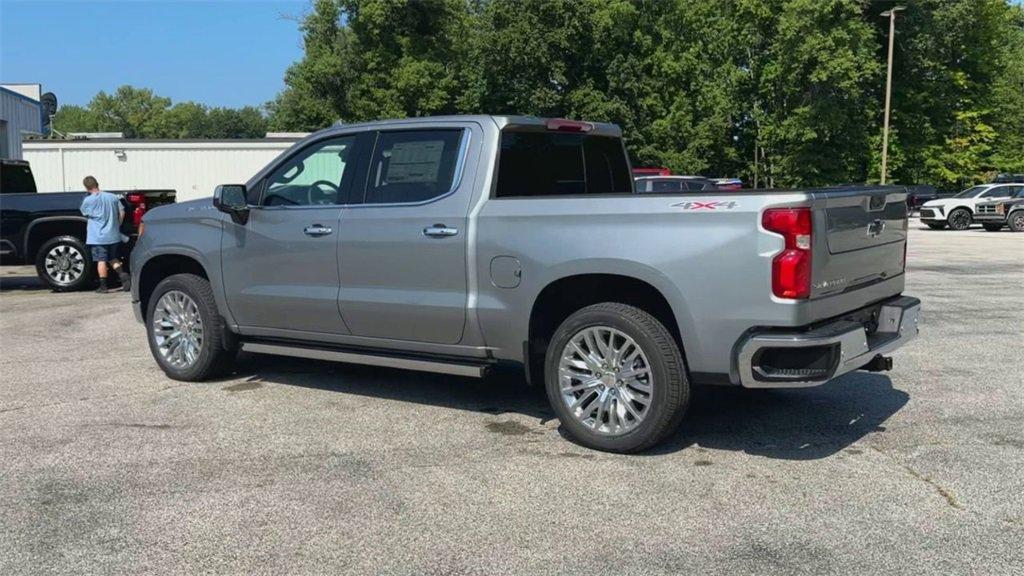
[1, 162, 37, 193]
[495, 131, 632, 197]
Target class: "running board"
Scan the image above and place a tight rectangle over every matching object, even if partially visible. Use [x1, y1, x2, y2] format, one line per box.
[240, 342, 490, 378]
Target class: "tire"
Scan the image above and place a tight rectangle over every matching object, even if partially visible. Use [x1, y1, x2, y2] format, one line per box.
[146, 273, 236, 381]
[982, 223, 1003, 232]
[543, 303, 689, 453]
[925, 223, 947, 230]
[34, 235, 94, 292]
[1008, 211, 1024, 233]
[947, 208, 972, 231]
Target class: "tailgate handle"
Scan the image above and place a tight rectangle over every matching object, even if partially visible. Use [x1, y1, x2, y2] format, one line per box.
[868, 194, 886, 211]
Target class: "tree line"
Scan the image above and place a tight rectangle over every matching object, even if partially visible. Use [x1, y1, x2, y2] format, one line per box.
[52, 86, 268, 140]
[55, 0, 1024, 190]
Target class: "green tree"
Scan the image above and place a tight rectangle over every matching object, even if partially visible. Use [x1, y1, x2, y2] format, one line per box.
[267, 0, 1024, 187]
[206, 106, 268, 138]
[89, 86, 172, 138]
[51, 104, 108, 135]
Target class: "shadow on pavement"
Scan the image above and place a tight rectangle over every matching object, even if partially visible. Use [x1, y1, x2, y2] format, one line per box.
[0, 273, 47, 292]
[232, 353, 907, 460]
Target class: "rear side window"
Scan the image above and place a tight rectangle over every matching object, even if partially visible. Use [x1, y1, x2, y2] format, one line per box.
[364, 129, 464, 204]
[495, 131, 632, 197]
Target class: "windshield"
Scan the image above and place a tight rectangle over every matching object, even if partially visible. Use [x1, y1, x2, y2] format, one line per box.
[954, 186, 988, 198]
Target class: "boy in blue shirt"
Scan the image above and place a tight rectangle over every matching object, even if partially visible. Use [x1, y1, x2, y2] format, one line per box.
[80, 176, 129, 293]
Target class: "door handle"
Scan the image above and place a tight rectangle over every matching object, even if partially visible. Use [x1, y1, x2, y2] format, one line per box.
[304, 224, 333, 237]
[423, 224, 459, 238]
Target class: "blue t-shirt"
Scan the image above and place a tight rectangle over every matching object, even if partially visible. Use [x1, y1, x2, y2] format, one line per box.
[80, 191, 124, 245]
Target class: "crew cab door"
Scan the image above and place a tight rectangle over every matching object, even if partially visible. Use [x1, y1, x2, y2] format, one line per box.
[221, 134, 366, 334]
[337, 126, 477, 344]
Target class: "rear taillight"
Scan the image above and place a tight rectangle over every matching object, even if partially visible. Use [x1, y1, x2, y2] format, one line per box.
[126, 192, 147, 228]
[762, 207, 812, 299]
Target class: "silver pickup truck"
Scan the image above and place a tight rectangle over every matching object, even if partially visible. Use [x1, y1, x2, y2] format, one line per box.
[130, 115, 920, 452]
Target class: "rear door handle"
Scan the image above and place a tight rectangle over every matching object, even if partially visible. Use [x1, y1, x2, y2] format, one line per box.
[423, 224, 459, 238]
[304, 224, 333, 237]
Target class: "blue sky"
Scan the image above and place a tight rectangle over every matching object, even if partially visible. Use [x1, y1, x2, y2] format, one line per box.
[1, 0, 307, 109]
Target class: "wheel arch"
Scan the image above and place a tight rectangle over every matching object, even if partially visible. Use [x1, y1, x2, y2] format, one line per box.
[525, 270, 694, 385]
[138, 251, 211, 322]
[24, 216, 87, 262]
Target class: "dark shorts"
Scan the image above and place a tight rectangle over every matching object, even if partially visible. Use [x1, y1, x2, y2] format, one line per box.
[89, 243, 120, 262]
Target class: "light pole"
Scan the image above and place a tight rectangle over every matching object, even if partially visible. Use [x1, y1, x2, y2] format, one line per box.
[879, 6, 905, 185]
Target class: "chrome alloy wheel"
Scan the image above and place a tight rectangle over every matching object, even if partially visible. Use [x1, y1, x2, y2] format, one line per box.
[44, 244, 85, 286]
[558, 326, 654, 436]
[1011, 212, 1024, 231]
[152, 290, 204, 369]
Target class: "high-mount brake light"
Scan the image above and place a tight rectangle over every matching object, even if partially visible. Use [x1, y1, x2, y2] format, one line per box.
[545, 119, 594, 133]
[762, 207, 812, 299]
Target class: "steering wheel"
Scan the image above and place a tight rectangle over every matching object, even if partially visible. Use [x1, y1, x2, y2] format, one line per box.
[308, 180, 340, 205]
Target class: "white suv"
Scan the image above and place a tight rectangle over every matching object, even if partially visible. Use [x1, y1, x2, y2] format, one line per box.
[919, 183, 1024, 230]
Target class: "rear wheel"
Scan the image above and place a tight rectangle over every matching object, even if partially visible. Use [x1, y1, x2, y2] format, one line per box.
[947, 208, 972, 231]
[146, 273, 236, 381]
[544, 303, 689, 453]
[35, 235, 94, 292]
[982, 223, 1003, 232]
[1008, 211, 1024, 232]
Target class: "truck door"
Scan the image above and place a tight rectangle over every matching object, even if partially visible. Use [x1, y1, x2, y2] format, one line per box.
[337, 126, 477, 345]
[220, 134, 366, 335]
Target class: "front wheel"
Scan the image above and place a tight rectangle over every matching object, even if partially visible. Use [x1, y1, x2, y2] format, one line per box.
[1008, 211, 1024, 232]
[35, 235, 94, 291]
[982, 223, 1003, 232]
[947, 208, 972, 231]
[146, 273, 236, 381]
[544, 303, 689, 453]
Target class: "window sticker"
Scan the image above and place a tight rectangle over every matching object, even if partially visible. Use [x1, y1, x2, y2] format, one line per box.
[385, 140, 445, 184]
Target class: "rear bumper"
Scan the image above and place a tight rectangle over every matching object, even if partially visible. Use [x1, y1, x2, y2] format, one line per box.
[736, 295, 921, 388]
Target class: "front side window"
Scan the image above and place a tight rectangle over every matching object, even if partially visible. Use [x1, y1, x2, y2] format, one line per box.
[495, 131, 632, 197]
[954, 186, 988, 198]
[363, 129, 464, 204]
[263, 136, 357, 206]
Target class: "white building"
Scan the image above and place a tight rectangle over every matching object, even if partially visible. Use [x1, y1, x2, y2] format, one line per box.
[23, 137, 303, 200]
[1, 85, 44, 159]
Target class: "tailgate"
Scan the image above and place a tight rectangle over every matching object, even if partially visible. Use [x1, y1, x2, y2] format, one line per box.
[811, 187, 906, 298]
[138, 189, 176, 209]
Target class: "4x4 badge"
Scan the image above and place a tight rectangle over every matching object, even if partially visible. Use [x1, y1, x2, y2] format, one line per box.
[673, 201, 740, 210]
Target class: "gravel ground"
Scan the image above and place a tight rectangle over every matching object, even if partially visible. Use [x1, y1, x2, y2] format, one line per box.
[1, 221, 1022, 575]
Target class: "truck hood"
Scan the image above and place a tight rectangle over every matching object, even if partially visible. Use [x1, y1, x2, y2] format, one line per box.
[921, 198, 963, 209]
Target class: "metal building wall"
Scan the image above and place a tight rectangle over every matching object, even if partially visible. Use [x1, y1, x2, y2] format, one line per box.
[22, 139, 300, 201]
[0, 87, 43, 159]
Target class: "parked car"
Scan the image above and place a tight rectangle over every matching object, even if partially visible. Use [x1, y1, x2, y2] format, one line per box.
[918, 182, 1023, 230]
[0, 159, 176, 291]
[904, 185, 938, 214]
[131, 115, 920, 453]
[711, 178, 743, 191]
[635, 175, 717, 193]
[974, 187, 1024, 232]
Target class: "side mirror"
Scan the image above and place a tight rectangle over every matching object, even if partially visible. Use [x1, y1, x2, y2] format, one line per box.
[213, 184, 249, 224]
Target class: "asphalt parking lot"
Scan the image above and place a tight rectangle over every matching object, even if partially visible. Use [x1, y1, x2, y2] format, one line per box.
[1, 220, 1022, 575]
